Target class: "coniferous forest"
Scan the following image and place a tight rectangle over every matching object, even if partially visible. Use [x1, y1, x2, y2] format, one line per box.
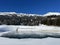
[0, 14, 60, 26]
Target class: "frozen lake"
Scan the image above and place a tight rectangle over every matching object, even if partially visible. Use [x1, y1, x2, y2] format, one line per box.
[0, 37, 60, 45]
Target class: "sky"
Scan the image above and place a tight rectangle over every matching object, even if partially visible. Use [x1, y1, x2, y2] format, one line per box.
[0, 0, 60, 14]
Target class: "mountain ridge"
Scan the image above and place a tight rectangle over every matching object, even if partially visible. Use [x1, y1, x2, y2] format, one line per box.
[0, 12, 59, 26]
[0, 12, 60, 16]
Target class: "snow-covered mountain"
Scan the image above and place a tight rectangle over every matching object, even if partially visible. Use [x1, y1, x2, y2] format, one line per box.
[0, 12, 60, 26]
[0, 12, 60, 16]
[44, 12, 60, 16]
[0, 12, 44, 26]
[0, 12, 42, 16]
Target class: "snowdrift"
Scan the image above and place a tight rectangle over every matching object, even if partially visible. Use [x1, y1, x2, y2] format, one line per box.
[0, 25, 60, 39]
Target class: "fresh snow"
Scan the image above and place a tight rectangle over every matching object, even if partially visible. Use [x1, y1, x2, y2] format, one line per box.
[0, 24, 60, 38]
[0, 37, 60, 45]
[0, 24, 60, 45]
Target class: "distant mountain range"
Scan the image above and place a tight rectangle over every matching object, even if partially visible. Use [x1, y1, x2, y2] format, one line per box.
[0, 12, 60, 26]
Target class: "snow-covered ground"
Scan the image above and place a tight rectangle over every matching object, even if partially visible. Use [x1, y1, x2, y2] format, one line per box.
[0, 24, 60, 38]
[0, 25, 60, 45]
[0, 37, 60, 45]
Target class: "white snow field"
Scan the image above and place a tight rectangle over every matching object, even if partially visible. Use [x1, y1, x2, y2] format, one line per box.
[0, 25, 60, 45]
[0, 24, 60, 38]
[0, 37, 60, 45]
[0, 25, 60, 38]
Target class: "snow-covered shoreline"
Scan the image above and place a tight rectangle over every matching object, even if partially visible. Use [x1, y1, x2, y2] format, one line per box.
[0, 24, 60, 39]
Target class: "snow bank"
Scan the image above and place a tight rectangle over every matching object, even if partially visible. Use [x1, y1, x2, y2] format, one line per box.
[0, 25, 60, 39]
